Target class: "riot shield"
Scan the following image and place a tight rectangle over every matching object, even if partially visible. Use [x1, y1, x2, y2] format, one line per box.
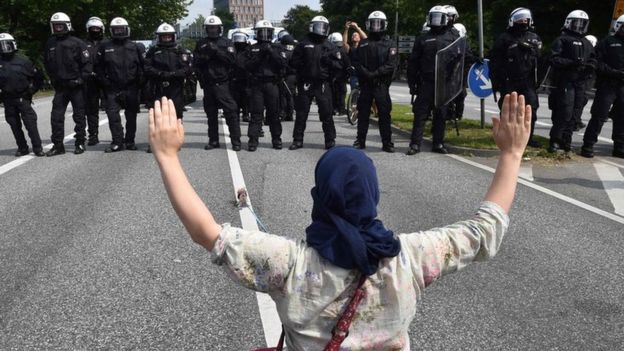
[434, 36, 467, 108]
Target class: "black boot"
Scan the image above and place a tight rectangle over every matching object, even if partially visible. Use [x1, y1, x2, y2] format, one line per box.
[406, 144, 420, 155]
[353, 139, 366, 149]
[580, 144, 594, 158]
[432, 144, 448, 154]
[46, 144, 66, 157]
[289, 141, 303, 150]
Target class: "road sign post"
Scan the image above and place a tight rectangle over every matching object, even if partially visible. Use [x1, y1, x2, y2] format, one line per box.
[468, 60, 493, 129]
[478, 0, 485, 128]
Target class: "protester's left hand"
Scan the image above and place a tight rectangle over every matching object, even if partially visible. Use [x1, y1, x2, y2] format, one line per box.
[149, 97, 184, 161]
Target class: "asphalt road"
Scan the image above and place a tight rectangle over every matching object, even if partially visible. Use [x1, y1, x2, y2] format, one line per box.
[0, 88, 622, 350]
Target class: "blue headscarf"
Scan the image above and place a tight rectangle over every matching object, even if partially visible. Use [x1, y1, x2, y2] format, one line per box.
[306, 147, 401, 275]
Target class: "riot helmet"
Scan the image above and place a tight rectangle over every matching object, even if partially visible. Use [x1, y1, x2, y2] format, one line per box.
[428, 6, 449, 28]
[110, 17, 130, 39]
[508, 8, 533, 31]
[156, 23, 176, 47]
[0, 33, 17, 55]
[204, 16, 223, 38]
[444, 5, 459, 25]
[254, 20, 274, 42]
[86, 16, 105, 41]
[453, 23, 466, 37]
[50, 12, 72, 36]
[309, 16, 330, 37]
[585, 35, 597, 47]
[366, 11, 388, 33]
[328, 32, 343, 47]
[277, 30, 290, 41]
[231, 31, 248, 44]
[564, 10, 589, 35]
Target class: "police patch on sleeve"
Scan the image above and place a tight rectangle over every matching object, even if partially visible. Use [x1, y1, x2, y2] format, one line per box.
[281, 51, 287, 58]
[336, 52, 341, 60]
[83, 50, 90, 58]
[227, 46, 235, 53]
[181, 53, 189, 62]
[390, 48, 397, 56]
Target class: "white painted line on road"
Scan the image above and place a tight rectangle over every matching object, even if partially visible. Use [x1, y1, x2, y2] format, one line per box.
[474, 108, 499, 114]
[597, 158, 624, 170]
[0, 118, 108, 177]
[519, 163, 534, 181]
[220, 118, 282, 347]
[537, 121, 614, 144]
[594, 162, 624, 216]
[447, 154, 624, 225]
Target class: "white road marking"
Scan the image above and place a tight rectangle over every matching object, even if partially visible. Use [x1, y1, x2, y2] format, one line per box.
[474, 108, 499, 114]
[220, 118, 282, 347]
[536, 121, 614, 144]
[446, 154, 624, 225]
[597, 158, 624, 170]
[519, 163, 534, 181]
[594, 162, 624, 216]
[0, 118, 108, 177]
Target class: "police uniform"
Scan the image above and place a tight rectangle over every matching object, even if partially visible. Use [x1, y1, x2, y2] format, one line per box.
[548, 30, 595, 152]
[278, 35, 297, 121]
[182, 48, 197, 106]
[232, 41, 251, 122]
[332, 45, 351, 116]
[490, 27, 542, 146]
[353, 34, 398, 151]
[582, 35, 624, 158]
[85, 37, 103, 144]
[0, 53, 44, 156]
[194, 36, 242, 150]
[290, 34, 343, 149]
[145, 44, 190, 118]
[407, 26, 458, 153]
[44, 34, 92, 154]
[241, 42, 287, 150]
[96, 38, 144, 150]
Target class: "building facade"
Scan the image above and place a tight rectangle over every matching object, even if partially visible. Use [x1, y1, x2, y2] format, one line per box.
[214, 0, 264, 28]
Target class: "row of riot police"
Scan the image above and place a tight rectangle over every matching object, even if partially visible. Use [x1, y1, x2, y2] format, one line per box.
[0, 12, 193, 156]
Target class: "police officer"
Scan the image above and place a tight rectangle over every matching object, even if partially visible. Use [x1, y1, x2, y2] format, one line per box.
[84, 16, 105, 146]
[581, 15, 624, 159]
[547, 10, 595, 153]
[277, 30, 296, 121]
[44, 12, 92, 156]
[406, 6, 458, 155]
[352, 11, 398, 153]
[445, 6, 470, 120]
[241, 20, 287, 151]
[328, 32, 350, 116]
[489, 7, 542, 148]
[289, 16, 343, 150]
[194, 15, 242, 151]
[231, 31, 251, 123]
[574, 34, 598, 131]
[95, 17, 144, 152]
[182, 47, 197, 107]
[0, 33, 45, 157]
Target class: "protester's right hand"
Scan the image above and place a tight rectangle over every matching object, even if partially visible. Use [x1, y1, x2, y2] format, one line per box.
[492, 92, 531, 156]
[149, 97, 184, 161]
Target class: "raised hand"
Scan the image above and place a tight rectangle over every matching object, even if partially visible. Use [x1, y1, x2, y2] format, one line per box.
[148, 97, 184, 161]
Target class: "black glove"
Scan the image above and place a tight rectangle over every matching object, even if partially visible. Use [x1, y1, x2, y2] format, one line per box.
[320, 55, 332, 65]
[519, 41, 534, 51]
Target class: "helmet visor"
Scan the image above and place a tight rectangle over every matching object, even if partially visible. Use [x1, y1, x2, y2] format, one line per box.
[428, 12, 447, 27]
[368, 18, 386, 32]
[569, 18, 589, 34]
[111, 26, 129, 38]
[205, 25, 222, 38]
[52, 23, 69, 34]
[511, 10, 532, 24]
[232, 33, 247, 43]
[158, 34, 175, 45]
[310, 22, 329, 36]
[0, 40, 16, 54]
[255, 28, 274, 42]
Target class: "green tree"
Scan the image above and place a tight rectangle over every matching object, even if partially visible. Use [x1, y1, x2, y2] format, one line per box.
[283, 5, 321, 40]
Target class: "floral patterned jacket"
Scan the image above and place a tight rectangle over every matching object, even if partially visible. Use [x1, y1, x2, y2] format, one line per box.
[211, 201, 509, 350]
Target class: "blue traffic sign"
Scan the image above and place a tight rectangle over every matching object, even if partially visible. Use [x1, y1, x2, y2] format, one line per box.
[468, 59, 493, 99]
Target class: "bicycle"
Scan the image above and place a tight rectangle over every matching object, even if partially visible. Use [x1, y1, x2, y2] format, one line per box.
[346, 86, 360, 125]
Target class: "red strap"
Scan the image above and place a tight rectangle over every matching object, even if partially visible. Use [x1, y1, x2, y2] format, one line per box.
[323, 275, 367, 351]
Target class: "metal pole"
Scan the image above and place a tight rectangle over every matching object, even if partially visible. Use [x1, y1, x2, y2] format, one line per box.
[395, 0, 399, 43]
[478, 0, 485, 128]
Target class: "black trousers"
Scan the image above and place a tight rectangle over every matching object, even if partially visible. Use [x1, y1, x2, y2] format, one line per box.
[452, 88, 467, 118]
[105, 87, 140, 145]
[4, 97, 42, 152]
[151, 81, 185, 119]
[497, 81, 539, 141]
[549, 79, 585, 147]
[332, 78, 348, 113]
[356, 82, 393, 146]
[230, 79, 249, 119]
[203, 81, 241, 146]
[411, 81, 447, 146]
[51, 86, 86, 145]
[84, 79, 100, 138]
[248, 81, 281, 145]
[279, 75, 296, 120]
[585, 81, 624, 150]
[293, 81, 335, 143]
